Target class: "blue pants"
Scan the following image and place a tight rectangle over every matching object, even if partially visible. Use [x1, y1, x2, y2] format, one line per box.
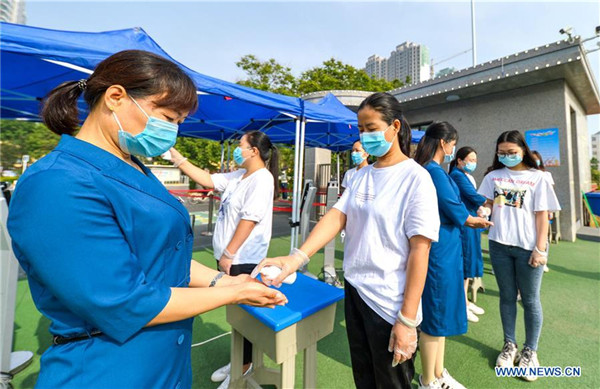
[489, 240, 544, 350]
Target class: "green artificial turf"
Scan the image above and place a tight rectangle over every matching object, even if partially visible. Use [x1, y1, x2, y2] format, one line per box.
[10, 235, 600, 388]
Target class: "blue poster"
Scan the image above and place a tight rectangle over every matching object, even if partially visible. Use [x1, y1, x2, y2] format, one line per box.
[525, 128, 560, 167]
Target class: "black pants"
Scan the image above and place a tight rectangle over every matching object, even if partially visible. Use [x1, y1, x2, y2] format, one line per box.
[220, 262, 256, 365]
[345, 282, 416, 389]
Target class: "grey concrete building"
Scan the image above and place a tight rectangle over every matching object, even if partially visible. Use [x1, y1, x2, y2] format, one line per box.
[305, 37, 599, 241]
[0, 0, 26, 24]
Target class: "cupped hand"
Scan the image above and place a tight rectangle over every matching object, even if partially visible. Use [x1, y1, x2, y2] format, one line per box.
[236, 282, 288, 308]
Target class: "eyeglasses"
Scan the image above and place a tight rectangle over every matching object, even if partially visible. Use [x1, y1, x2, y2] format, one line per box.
[496, 152, 520, 158]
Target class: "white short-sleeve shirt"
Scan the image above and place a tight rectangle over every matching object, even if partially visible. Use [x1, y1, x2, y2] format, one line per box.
[478, 168, 560, 250]
[211, 168, 274, 265]
[341, 168, 358, 189]
[334, 159, 440, 325]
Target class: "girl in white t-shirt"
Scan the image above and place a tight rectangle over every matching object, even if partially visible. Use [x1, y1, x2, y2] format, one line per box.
[253, 92, 440, 389]
[170, 131, 280, 387]
[478, 131, 560, 381]
[341, 139, 369, 192]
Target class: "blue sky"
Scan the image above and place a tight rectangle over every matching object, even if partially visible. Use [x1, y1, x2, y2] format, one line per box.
[26, 1, 600, 134]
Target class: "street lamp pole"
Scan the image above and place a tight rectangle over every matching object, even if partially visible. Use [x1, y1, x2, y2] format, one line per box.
[471, 0, 477, 66]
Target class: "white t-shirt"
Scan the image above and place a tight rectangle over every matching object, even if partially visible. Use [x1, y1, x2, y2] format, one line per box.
[466, 172, 477, 188]
[341, 167, 358, 189]
[334, 159, 440, 325]
[211, 168, 274, 265]
[543, 171, 555, 186]
[478, 168, 560, 250]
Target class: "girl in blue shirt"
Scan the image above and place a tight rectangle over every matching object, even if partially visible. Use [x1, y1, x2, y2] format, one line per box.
[449, 147, 488, 323]
[414, 122, 492, 389]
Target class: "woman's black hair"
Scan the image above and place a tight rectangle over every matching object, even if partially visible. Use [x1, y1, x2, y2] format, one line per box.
[244, 130, 280, 199]
[532, 150, 546, 171]
[414, 121, 459, 166]
[485, 130, 539, 174]
[42, 50, 198, 136]
[357, 92, 412, 156]
[449, 146, 477, 171]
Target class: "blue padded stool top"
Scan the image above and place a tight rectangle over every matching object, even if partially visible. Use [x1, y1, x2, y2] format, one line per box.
[241, 272, 345, 332]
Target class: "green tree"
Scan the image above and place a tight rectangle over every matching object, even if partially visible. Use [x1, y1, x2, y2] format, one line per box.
[297, 58, 404, 95]
[235, 55, 297, 96]
[173, 137, 224, 172]
[591, 157, 600, 186]
[0, 120, 60, 171]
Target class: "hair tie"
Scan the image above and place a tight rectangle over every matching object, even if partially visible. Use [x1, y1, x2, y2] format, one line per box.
[77, 79, 87, 91]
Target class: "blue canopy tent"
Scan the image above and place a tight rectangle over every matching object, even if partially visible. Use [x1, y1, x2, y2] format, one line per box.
[1, 22, 374, 248]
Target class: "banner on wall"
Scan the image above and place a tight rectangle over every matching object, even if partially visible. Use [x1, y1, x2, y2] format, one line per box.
[525, 128, 560, 167]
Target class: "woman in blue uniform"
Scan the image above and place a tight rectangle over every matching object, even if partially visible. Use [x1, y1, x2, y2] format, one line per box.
[7, 50, 286, 389]
[449, 147, 487, 323]
[414, 122, 492, 389]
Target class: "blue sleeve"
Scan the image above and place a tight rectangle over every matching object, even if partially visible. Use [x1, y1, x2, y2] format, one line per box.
[450, 169, 486, 208]
[430, 167, 470, 227]
[8, 170, 171, 343]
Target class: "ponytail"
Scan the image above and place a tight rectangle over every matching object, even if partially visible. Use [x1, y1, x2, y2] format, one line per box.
[41, 80, 86, 135]
[399, 116, 412, 157]
[245, 130, 280, 200]
[268, 145, 280, 200]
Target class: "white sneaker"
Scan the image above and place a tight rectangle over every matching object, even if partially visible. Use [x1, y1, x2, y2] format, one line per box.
[496, 341, 519, 367]
[211, 363, 230, 382]
[437, 369, 466, 389]
[418, 375, 442, 389]
[468, 302, 485, 315]
[467, 309, 479, 323]
[216, 374, 230, 389]
[217, 363, 254, 389]
[518, 347, 540, 382]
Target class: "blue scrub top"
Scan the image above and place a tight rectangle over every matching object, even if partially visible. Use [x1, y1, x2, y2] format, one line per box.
[8, 135, 194, 389]
[426, 162, 469, 227]
[421, 161, 470, 336]
[448, 167, 486, 216]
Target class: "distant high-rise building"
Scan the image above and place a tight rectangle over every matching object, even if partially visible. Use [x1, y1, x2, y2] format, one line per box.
[592, 131, 600, 161]
[365, 41, 431, 84]
[365, 55, 387, 81]
[1, 0, 26, 24]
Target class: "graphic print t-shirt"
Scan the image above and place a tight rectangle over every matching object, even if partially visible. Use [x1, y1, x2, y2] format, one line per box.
[478, 168, 560, 250]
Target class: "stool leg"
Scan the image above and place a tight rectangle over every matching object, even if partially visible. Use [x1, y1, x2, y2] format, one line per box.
[303, 343, 317, 389]
[280, 356, 295, 389]
[229, 329, 245, 389]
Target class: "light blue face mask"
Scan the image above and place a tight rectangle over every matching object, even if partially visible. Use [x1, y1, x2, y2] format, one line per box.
[351, 151, 366, 165]
[233, 146, 246, 166]
[499, 153, 523, 167]
[443, 145, 456, 164]
[536, 159, 541, 167]
[113, 96, 179, 157]
[463, 162, 477, 173]
[360, 125, 396, 157]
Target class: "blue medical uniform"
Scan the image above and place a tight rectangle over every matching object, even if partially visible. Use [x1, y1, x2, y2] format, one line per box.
[449, 167, 487, 278]
[421, 161, 469, 337]
[8, 135, 194, 389]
